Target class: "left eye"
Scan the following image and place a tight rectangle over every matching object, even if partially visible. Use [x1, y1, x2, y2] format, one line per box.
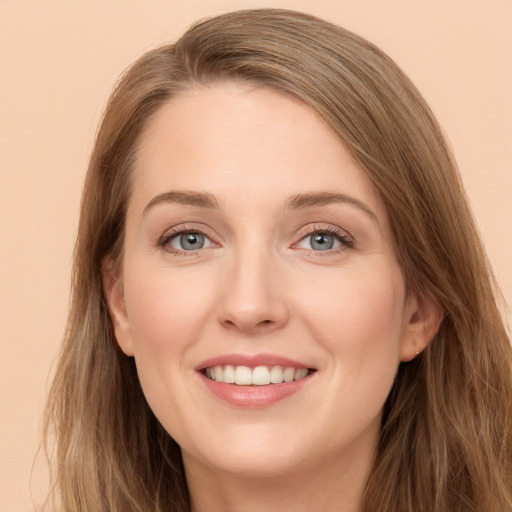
[168, 232, 213, 251]
[297, 232, 343, 251]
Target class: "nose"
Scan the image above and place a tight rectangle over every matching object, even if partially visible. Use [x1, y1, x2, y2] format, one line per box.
[217, 244, 289, 336]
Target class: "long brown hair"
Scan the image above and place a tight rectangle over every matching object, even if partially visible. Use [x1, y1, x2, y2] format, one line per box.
[43, 9, 512, 511]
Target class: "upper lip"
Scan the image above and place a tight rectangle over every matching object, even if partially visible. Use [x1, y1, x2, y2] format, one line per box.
[196, 353, 315, 371]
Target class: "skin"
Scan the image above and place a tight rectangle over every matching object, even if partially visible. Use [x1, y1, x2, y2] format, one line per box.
[104, 82, 441, 512]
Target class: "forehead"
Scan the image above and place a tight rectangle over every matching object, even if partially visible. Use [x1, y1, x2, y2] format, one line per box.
[130, 82, 385, 219]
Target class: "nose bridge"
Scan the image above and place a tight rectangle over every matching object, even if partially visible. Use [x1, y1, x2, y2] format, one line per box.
[218, 233, 288, 334]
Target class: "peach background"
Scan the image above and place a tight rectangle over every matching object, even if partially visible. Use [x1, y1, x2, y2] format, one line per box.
[1, 1, 510, 510]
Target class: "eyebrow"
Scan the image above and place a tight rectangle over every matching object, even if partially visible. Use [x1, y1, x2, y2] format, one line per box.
[143, 190, 376, 221]
[285, 192, 377, 220]
[143, 190, 220, 215]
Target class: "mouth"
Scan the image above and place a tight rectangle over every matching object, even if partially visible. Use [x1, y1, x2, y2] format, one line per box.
[202, 365, 315, 385]
[196, 354, 317, 407]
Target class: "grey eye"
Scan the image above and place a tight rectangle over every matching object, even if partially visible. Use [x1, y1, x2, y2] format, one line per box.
[296, 231, 344, 252]
[310, 233, 335, 251]
[173, 232, 206, 250]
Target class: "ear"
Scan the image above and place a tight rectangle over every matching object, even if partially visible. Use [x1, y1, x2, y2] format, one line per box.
[400, 292, 444, 362]
[102, 258, 135, 357]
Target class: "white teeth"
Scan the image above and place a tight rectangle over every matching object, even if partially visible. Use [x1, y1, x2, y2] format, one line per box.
[204, 365, 311, 385]
[223, 364, 235, 384]
[252, 366, 271, 385]
[270, 365, 284, 384]
[234, 365, 252, 385]
[294, 368, 308, 381]
[283, 367, 295, 382]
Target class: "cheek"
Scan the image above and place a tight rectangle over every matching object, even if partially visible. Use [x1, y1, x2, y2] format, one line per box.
[290, 262, 406, 443]
[123, 259, 219, 364]
[295, 260, 406, 379]
[120, 259, 222, 433]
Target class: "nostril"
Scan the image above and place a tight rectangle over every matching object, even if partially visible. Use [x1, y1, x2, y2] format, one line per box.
[255, 319, 274, 329]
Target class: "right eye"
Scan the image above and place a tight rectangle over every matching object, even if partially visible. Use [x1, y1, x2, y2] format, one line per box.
[165, 231, 214, 252]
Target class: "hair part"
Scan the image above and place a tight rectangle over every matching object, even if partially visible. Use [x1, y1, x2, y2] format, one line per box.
[43, 8, 512, 512]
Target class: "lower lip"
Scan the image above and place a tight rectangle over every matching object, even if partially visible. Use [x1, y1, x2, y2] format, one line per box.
[199, 373, 314, 408]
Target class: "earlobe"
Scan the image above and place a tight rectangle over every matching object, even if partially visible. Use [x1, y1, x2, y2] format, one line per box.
[102, 259, 135, 357]
[400, 292, 444, 362]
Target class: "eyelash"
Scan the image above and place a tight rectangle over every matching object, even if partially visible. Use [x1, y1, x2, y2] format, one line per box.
[156, 224, 354, 256]
[297, 224, 354, 254]
[156, 226, 213, 256]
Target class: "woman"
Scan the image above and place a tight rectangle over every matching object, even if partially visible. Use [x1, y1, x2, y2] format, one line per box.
[43, 8, 512, 512]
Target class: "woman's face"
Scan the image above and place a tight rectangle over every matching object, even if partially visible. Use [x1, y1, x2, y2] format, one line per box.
[106, 82, 426, 479]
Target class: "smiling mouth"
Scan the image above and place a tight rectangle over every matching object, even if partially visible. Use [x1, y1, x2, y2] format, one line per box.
[202, 365, 315, 385]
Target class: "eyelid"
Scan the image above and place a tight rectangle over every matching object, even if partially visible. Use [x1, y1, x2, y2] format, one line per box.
[156, 224, 219, 254]
[155, 222, 353, 255]
[169, 231, 214, 251]
[292, 223, 354, 252]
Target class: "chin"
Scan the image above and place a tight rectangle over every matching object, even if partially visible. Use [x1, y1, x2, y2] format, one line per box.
[182, 426, 313, 478]
[206, 451, 307, 479]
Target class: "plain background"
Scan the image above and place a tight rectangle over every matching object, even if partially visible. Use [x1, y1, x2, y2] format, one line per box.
[1, 1, 510, 510]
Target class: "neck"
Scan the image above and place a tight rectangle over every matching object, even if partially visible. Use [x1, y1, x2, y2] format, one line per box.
[184, 446, 372, 512]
